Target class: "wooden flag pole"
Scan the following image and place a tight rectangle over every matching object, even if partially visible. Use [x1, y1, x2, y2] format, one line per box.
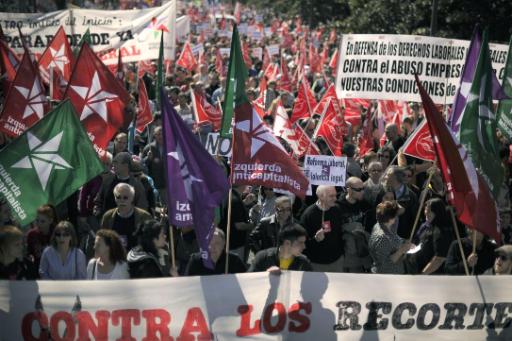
[224, 187, 233, 274]
[471, 229, 477, 275]
[448, 206, 470, 275]
[408, 169, 435, 242]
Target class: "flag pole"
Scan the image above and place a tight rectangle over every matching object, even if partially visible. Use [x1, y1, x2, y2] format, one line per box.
[448, 206, 470, 275]
[162, 208, 176, 273]
[224, 187, 233, 274]
[471, 229, 477, 275]
[408, 168, 435, 242]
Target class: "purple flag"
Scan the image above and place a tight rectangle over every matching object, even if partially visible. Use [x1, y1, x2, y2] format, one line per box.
[161, 90, 229, 269]
[449, 27, 507, 133]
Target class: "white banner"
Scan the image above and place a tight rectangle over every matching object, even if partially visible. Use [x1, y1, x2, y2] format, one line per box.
[304, 155, 347, 186]
[267, 44, 280, 56]
[252, 47, 263, 60]
[1, 272, 511, 340]
[205, 132, 232, 157]
[335, 34, 508, 104]
[0, 1, 177, 65]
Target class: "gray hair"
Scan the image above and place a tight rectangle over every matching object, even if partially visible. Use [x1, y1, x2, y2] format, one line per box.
[113, 182, 135, 199]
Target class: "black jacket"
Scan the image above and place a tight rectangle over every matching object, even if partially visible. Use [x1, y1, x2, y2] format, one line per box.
[185, 251, 247, 276]
[249, 247, 313, 272]
[127, 246, 164, 279]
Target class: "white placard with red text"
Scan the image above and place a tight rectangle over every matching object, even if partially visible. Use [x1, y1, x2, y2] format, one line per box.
[0, 272, 511, 340]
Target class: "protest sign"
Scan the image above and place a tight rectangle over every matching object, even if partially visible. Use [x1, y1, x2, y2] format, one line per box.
[267, 44, 280, 56]
[205, 132, 232, 157]
[303, 155, 347, 186]
[0, 1, 177, 65]
[335, 34, 508, 104]
[251, 47, 263, 60]
[1, 272, 510, 340]
[220, 47, 231, 57]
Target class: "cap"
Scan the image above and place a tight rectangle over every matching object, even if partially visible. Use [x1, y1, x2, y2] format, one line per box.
[495, 245, 512, 258]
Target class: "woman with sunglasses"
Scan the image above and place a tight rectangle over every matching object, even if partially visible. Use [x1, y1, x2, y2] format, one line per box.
[39, 221, 87, 280]
[87, 229, 129, 280]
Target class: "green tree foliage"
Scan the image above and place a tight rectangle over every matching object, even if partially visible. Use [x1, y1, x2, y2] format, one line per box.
[247, 0, 512, 42]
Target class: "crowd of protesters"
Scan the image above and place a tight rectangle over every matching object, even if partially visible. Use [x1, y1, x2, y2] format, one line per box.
[1, 1, 512, 281]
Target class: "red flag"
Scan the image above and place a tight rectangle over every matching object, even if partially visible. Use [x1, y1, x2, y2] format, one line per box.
[262, 48, 270, 72]
[264, 63, 279, 82]
[378, 100, 397, 122]
[295, 124, 320, 157]
[259, 75, 267, 94]
[328, 48, 339, 70]
[232, 101, 309, 198]
[401, 120, 435, 162]
[0, 40, 20, 93]
[242, 41, 252, 68]
[416, 75, 501, 243]
[0, 52, 48, 137]
[342, 98, 370, 127]
[176, 41, 198, 72]
[137, 60, 155, 78]
[313, 84, 340, 116]
[314, 99, 347, 156]
[252, 96, 266, 119]
[358, 110, 376, 157]
[291, 77, 317, 124]
[136, 81, 153, 133]
[277, 55, 292, 92]
[64, 43, 131, 157]
[274, 101, 316, 158]
[191, 90, 221, 131]
[38, 26, 73, 85]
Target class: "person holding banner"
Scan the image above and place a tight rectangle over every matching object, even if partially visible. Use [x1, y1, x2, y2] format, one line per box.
[444, 229, 497, 275]
[185, 228, 246, 276]
[249, 224, 312, 272]
[369, 201, 413, 274]
[87, 229, 129, 280]
[39, 221, 87, 280]
[406, 198, 453, 275]
[127, 220, 170, 279]
[0, 225, 37, 280]
[300, 186, 344, 272]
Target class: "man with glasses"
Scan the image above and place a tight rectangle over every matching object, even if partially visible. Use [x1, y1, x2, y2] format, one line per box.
[249, 196, 295, 255]
[338, 177, 372, 273]
[94, 152, 149, 218]
[100, 183, 152, 251]
[492, 245, 512, 275]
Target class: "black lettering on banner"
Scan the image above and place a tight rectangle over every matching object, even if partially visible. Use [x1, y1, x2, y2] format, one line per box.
[416, 303, 440, 330]
[334, 301, 362, 330]
[392, 302, 417, 330]
[363, 302, 391, 330]
[439, 303, 467, 330]
[493, 303, 512, 329]
[467, 303, 494, 330]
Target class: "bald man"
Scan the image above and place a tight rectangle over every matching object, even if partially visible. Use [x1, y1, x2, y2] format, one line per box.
[337, 177, 372, 273]
[300, 185, 344, 272]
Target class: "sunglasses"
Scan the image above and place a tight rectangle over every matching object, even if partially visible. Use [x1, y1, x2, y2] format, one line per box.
[498, 255, 510, 262]
[55, 232, 70, 237]
[350, 187, 364, 192]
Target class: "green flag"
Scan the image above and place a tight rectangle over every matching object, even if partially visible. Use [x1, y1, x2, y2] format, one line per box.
[497, 36, 512, 140]
[73, 28, 91, 57]
[220, 25, 248, 138]
[0, 100, 104, 226]
[156, 30, 164, 109]
[459, 29, 504, 199]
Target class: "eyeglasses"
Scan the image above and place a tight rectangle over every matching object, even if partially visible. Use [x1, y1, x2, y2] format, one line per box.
[276, 207, 292, 213]
[55, 232, 70, 237]
[115, 195, 130, 200]
[350, 187, 364, 192]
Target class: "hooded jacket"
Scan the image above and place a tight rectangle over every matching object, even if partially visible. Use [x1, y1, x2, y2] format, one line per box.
[127, 246, 164, 279]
